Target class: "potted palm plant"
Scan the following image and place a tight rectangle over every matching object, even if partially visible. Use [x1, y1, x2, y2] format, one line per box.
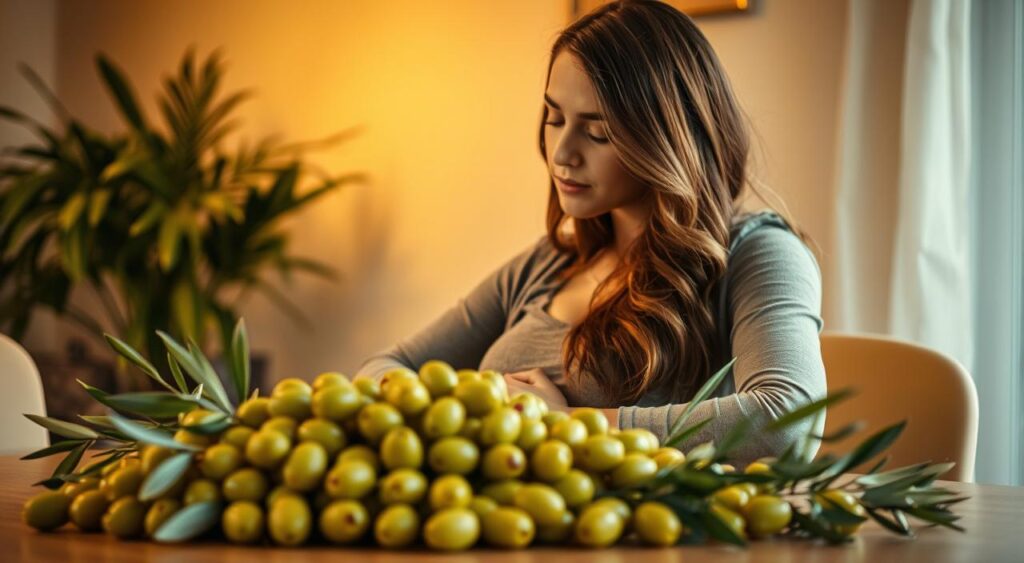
[0, 47, 362, 397]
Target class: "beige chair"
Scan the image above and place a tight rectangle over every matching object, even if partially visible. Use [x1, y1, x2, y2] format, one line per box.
[0, 333, 48, 455]
[818, 332, 979, 482]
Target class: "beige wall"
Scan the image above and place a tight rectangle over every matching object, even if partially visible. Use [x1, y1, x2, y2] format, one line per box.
[6, 0, 853, 385]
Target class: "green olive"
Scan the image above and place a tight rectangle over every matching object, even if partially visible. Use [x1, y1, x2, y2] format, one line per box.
[542, 410, 571, 428]
[374, 503, 420, 548]
[273, 377, 312, 396]
[454, 379, 503, 417]
[320, 499, 370, 544]
[268, 388, 313, 420]
[260, 415, 298, 441]
[184, 478, 222, 505]
[530, 440, 573, 482]
[378, 468, 427, 505]
[609, 453, 658, 488]
[456, 369, 481, 382]
[351, 374, 381, 400]
[508, 392, 545, 421]
[616, 429, 659, 455]
[357, 402, 404, 445]
[576, 435, 626, 473]
[424, 507, 480, 551]
[428, 474, 473, 511]
[23, 490, 70, 531]
[60, 477, 98, 500]
[379, 367, 419, 390]
[743, 494, 792, 537]
[479, 479, 524, 506]
[179, 408, 218, 427]
[652, 447, 686, 469]
[456, 417, 482, 442]
[336, 444, 380, 472]
[469, 495, 499, 518]
[481, 506, 535, 548]
[245, 429, 292, 469]
[591, 497, 632, 525]
[325, 459, 377, 500]
[553, 469, 596, 509]
[220, 426, 255, 451]
[535, 509, 574, 544]
[380, 426, 424, 470]
[634, 501, 682, 546]
[384, 379, 432, 417]
[101, 465, 145, 501]
[236, 397, 272, 428]
[200, 443, 243, 481]
[102, 496, 147, 539]
[711, 485, 751, 513]
[312, 385, 363, 422]
[516, 419, 548, 452]
[418, 360, 459, 398]
[549, 418, 589, 448]
[512, 483, 566, 527]
[295, 418, 346, 456]
[710, 503, 747, 540]
[144, 498, 181, 537]
[69, 489, 108, 532]
[570, 408, 609, 436]
[575, 503, 625, 548]
[269, 494, 311, 546]
[421, 397, 466, 439]
[483, 373, 511, 405]
[481, 443, 527, 480]
[479, 406, 522, 446]
[223, 467, 269, 502]
[283, 442, 328, 492]
[313, 371, 351, 391]
[222, 501, 264, 544]
[428, 436, 479, 475]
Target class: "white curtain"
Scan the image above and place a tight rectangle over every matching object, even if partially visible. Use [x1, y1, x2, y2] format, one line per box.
[834, 0, 1023, 485]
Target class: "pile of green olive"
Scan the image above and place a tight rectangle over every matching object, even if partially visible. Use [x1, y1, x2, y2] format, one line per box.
[21, 361, 802, 549]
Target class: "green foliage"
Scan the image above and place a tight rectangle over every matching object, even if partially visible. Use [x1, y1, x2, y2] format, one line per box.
[0, 48, 362, 388]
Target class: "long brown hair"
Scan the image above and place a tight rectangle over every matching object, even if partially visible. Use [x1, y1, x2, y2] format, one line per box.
[539, 0, 816, 404]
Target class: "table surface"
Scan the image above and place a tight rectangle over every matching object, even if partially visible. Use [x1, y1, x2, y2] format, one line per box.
[2, 455, 1021, 562]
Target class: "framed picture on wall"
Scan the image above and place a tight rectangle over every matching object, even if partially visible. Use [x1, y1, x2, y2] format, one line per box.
[574, 0, 752, 18]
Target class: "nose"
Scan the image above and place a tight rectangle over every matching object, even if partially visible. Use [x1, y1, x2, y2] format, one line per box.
[551, 129, 582, 169]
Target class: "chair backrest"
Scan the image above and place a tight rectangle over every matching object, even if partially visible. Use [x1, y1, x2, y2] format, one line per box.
[0, 333, 48, 455]
[819, 332, 979, 482]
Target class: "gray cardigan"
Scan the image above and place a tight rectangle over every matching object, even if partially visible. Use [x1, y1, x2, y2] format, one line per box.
[356, 210, 826, 464]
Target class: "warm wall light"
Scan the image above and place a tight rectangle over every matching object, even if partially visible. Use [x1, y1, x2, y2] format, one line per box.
[574, 0, 752, 18]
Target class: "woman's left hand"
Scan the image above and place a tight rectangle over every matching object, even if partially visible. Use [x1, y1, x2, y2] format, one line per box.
[503, 368, 569, 411]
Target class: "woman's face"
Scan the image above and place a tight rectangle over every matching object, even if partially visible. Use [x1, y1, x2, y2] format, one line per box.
[543, 50, 650, 220]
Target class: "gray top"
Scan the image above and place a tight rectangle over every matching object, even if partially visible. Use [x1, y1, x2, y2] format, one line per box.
[356, 210, 827, 464]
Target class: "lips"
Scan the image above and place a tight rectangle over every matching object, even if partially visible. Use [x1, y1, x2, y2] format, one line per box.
[556, 176, 590, 187]
[556, 177, 591, 195]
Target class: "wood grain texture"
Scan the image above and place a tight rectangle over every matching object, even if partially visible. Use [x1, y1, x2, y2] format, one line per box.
[2, 455, 1020, 562]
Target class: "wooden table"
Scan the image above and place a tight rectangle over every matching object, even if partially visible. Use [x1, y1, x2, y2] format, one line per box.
[2, 456, 1020, 562]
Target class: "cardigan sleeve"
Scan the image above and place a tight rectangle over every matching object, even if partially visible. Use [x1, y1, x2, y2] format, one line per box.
[616, 226, 827, 464]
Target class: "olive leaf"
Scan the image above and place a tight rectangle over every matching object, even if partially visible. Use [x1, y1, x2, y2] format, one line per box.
[153, 501, 222, 542]
[158, 330, 232, 414]
[664, 357, 735, 446]
[24, 414, 99, 440]
[107, 413, 200, 452]
[230, 318, 250, 401]
[100, 392, 203, 419]
[20, 439, 85, 460]
[103, 333, 178, 393]
[139, 452, 192, 501]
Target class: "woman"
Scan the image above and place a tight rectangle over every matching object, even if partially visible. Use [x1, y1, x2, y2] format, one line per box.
[358, 0, 826, 463]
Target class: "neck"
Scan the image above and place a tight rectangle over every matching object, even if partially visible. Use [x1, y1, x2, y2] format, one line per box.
[609, 196, 652, 255]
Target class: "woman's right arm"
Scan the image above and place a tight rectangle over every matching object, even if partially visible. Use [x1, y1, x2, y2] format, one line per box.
[355, 236, 548, 382]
